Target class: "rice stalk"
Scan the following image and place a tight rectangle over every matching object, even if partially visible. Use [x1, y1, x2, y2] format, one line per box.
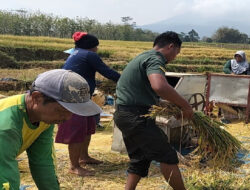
[216, 103, 238, 115]
[145, 104, 242, 167]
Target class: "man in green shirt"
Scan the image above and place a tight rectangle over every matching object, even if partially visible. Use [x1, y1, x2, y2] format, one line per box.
[0, 69, 101, 190]
[114, 32, 193, 190]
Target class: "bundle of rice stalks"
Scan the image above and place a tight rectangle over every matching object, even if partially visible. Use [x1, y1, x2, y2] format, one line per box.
[216, 103, 238, 115]
[145, 104, 242, 167]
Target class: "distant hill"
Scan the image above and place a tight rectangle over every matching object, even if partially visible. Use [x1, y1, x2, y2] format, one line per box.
[140, 12, 250, 38]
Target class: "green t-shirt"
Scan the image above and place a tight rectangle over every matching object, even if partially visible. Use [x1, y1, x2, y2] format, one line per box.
[116, 49, 167, 106]
[223, 60, 232, 74]
[0, 94, 59, 190]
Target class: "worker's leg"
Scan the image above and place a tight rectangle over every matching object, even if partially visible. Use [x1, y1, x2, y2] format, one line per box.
[160, 163, 186, 190]
[68, 143, 94, 176]
[125, 173, 141, 190]
[79, 135, 102, 164]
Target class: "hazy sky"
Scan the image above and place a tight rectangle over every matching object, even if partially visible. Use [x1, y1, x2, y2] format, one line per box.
[1, 0, 250, 25]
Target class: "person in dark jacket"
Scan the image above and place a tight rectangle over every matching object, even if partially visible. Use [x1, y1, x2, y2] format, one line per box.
[55, 32, 120, 176]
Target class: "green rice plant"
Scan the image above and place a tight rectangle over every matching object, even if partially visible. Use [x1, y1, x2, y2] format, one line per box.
[0, 46, 68, 61]
[0, 51, 18, 68]
[172, 58, 225, 66]
[145, 104, 242, 167]
[166, 64, 223, 73]
[108, 64, 126, 71]
[97, 49, 113, 58]
[19, 60, 64, 69]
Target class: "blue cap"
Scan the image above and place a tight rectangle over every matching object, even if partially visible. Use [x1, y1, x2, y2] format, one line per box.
[63, 48, 75, 54]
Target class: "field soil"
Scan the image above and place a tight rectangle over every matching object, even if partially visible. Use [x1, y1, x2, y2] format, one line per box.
[19, 120, 250, 190]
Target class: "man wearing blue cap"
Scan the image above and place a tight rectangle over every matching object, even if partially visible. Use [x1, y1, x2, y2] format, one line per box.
[0, 69, 101, 190]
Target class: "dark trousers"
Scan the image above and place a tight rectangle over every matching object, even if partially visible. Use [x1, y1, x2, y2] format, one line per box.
[114, 105, 178, 177]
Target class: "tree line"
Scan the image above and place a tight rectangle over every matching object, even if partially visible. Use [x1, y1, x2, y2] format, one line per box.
[0, 10, 157, 41]
[0, 9, 249, 44]
[178, 28, 250, 44]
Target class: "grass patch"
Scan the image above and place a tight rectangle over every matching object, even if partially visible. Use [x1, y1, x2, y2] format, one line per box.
[0, 68, 48, 81]
[98, 49, 113, 58]
[166, 64, 223, 73]
[19, 60, 64, 69]
[0, 50, 18, 68]
[0, 46, 68, 61]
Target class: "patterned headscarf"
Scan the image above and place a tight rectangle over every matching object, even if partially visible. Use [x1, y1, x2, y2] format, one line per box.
[231, 50, 249, 74]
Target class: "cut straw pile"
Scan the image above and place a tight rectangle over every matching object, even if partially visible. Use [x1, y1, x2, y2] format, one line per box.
[145, 104, 242, 167]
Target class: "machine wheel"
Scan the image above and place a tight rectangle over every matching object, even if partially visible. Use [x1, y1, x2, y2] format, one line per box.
[188, 93, 205, 111]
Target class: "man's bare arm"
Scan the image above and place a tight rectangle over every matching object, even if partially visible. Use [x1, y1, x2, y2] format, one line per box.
[148, 73, 193, 119]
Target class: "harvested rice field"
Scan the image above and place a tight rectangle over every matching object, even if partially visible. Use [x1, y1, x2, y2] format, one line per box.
[1, 35, 249, 189]
[19, 120, 250, 190]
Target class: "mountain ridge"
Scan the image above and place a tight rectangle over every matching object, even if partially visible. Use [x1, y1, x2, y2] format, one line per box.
[140, 13, 250, 38]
